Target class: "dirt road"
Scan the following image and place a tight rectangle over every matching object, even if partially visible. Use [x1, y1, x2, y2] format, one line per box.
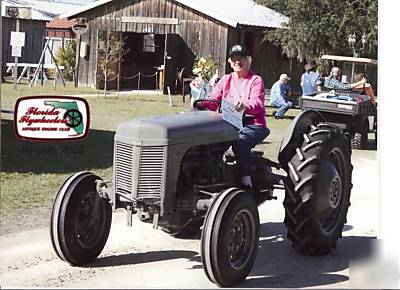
[0, 151, 380, 288]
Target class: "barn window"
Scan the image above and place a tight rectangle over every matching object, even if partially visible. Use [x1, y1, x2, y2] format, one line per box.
[143, 34, 155, 52]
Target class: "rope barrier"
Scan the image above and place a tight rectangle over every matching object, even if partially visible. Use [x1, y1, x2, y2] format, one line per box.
[120, 72, 140, 80]
[140, 72, 158, 78]
[107, 74, 120, 81]
[96, 70, 160, 91]
[100, 71, 158, 81]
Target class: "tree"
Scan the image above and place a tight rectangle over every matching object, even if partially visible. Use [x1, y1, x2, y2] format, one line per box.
[97, 30, 128, 97]
[256, 0, 378, 61]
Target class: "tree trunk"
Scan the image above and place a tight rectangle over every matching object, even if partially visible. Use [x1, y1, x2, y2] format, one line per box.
[104, 72, 107, 98]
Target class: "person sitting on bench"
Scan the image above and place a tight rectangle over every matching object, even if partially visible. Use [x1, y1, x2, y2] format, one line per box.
[270, 73, 292, 119]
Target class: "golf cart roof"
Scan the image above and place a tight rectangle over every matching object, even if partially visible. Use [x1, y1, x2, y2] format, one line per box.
[321, 55, 377, 66]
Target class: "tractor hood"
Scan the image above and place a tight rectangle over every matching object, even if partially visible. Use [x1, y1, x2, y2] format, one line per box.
[115, 110, 238, 146]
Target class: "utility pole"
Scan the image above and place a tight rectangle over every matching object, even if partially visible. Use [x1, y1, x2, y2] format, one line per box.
[72, 18, 88, 88]
[8, 6, 26, 90]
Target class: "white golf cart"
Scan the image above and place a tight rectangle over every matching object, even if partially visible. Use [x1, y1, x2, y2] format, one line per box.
[300, 55, 377, 149]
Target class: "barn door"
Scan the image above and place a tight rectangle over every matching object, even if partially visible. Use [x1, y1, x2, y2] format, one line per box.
[163, 33, 183, 94]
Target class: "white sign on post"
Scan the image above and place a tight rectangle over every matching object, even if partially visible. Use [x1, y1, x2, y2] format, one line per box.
[11, 46, 22, 57]
[221, 99, 244, 129]
[10, 31, 26, 47]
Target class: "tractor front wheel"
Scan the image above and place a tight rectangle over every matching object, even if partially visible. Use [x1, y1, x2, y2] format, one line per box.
[50, 172, 112, 265]
[201, 188, 259, 287]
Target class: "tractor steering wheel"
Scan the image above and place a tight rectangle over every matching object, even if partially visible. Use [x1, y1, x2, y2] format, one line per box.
[192, 99, 221, 112]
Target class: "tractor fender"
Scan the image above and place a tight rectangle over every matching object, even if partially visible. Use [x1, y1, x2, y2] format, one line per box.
[278, 110, 325, 167]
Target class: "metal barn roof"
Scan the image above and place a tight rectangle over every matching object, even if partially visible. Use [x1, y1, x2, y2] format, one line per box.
[176, 0, 288, 28]
[1, 0, 90, 21]
[61, 0, 288, 29]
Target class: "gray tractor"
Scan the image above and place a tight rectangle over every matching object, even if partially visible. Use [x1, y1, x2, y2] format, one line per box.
[50, 100, 353, 287]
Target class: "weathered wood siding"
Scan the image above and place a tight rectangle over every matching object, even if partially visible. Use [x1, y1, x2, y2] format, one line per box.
[1, 18, 46, 76]
[75, 0, 229, 87]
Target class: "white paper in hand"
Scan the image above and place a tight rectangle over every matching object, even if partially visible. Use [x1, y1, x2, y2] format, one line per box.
[221, 98, 243, 129]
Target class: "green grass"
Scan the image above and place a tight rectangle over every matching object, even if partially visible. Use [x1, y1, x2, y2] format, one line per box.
[0, 80, 299, 234]
[1, 80, 99, 108]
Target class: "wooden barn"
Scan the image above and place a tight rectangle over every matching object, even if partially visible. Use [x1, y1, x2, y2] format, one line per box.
[62, 0, 304, 94]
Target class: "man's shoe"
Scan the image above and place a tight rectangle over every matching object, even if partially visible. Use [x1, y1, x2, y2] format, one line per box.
[272, 111, 277, 117]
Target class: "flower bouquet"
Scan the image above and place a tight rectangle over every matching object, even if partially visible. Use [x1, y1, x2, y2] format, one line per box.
[190, 56, 216, 100]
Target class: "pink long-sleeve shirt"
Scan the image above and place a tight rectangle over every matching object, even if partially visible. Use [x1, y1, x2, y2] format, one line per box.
[203, 72, 267, 128]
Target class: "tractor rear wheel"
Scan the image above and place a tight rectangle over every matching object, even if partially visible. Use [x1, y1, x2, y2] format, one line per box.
[283, 123, 352, 255]
[50, 172, 112, 265]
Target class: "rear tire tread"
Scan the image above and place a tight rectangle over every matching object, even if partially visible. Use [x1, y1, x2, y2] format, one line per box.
[283, 123, 353, 255]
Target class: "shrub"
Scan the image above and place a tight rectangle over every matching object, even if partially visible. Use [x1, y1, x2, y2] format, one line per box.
[55, 41, 76, 81]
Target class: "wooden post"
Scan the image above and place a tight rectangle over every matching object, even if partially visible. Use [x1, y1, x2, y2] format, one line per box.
[167, 86, 173, 106]
[54, 68, 57, 89]
[46, 40, 66, 87]
[40, 38, 45, 86]
[29, 38, 65, 87]
[75, 34, 81, 87]
[17, 65, 27, 83]
[162, 32, 168, 94]
[13, 19, 20, 90]
[72, 18, 88, 87]
[137, 72, 141, 93]
[117, 32, 121, 91]
[29, 38, 51, 87]
[155, 70, 158, 90]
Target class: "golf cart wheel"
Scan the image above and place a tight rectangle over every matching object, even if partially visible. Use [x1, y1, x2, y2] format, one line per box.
[201, 188, 259, 287]
[283, 123, 352, 255]
[50, 172, 112, 265]
[351, 121, 369, 150]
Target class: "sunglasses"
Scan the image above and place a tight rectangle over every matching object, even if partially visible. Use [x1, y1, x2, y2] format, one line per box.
[230, 55, 247, 61]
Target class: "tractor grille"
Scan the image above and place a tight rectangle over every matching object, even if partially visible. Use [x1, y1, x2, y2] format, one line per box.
[114, 141, 134, 196]
[137, 146, 165, 198]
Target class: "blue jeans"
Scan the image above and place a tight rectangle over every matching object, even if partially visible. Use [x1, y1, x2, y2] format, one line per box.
[271, 99, 293, 117]
[232, 125, 270, 176]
